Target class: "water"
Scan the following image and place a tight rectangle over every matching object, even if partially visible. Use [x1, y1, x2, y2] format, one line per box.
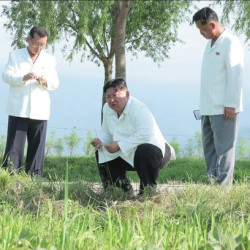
[1, 74, 250, 156]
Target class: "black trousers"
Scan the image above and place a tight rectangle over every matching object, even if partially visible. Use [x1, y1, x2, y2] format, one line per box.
[96, 143, 171, 192]
[2, 116, 47, 176]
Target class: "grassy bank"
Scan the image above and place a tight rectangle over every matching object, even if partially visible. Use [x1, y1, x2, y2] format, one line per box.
[0, 167, 249, 249]
[0, 157, 249, 249]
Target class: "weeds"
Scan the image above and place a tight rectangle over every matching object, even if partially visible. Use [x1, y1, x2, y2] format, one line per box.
[0, 160, 249, 249]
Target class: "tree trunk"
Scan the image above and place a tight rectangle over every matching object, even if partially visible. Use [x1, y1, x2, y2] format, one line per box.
[100, 0, 131, 122]
[114, 0, 132, 79]
[103, 58, 113, 104]
[101, 57, 113, 122]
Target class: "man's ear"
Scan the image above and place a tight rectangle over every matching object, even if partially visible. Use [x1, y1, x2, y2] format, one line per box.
[26, 36, 30, 43]
[210, 21, 216, 29]
[126, 90, 130, 97]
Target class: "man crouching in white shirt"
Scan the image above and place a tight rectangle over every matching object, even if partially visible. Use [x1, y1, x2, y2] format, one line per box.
[91, 78, 175, 196]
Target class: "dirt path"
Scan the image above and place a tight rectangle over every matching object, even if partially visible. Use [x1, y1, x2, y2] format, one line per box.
[86, 182, 187, 194]
[43, 181, 187, 195]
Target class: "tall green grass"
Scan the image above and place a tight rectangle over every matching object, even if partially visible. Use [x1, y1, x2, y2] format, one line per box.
[0, 164, 249, 249]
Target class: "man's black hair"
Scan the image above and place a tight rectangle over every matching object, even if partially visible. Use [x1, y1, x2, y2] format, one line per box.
[103, 78, 127, 93]
[29, 26, 49, 39]
[192, 7, 219, 25]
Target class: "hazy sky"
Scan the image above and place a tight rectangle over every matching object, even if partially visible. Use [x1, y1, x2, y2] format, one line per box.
[0, 1, 249, 145]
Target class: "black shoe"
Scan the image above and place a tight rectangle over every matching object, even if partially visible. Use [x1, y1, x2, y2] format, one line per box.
[124, 187, 135, 198]
[138, 185, 157, 197]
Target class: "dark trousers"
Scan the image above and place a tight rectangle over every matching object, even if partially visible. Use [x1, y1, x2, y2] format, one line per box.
[96, 143, 171, 192]
[2, 116, 47, 176]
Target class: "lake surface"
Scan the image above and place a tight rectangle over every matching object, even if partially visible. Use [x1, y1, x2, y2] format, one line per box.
[1, 75, 250, 155]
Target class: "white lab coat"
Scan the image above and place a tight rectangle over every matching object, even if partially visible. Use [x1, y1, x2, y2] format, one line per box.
[98, 96, 175, 167]
[2, 48, 59, 120]
[200, 29, 244, 115]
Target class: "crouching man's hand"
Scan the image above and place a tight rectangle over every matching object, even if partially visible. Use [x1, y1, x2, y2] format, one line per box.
[105, 142, 120, 153]
[91, 138, 103, 150]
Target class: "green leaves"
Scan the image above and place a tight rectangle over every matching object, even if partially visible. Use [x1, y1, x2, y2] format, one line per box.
[1, 1, 193, 66]
[216, 0, 250, 44]
[64, 127, 82, 157]
[208, 225, 244, 249]
[126, 0, 192, 63]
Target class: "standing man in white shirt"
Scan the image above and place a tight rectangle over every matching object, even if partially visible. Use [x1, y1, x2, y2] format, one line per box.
[91, 78, 175, 196]
[2, 26, 59, 176]
[193, 7, 244, 187]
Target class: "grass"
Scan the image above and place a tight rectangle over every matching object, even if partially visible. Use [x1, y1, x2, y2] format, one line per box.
[43, 156, 100, 182]
[41, 156, 250, 184]
[0, 177, 249, 249]
[0, 157, 249, 249]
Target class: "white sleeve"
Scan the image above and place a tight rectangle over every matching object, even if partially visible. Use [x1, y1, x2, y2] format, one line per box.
[224, 39, 244, 108]
[99, 104, 113, 145]
[2, 51, 25, 87]
[43, 55, 60, 91]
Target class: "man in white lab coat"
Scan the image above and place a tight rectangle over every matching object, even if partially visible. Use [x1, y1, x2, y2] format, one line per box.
[193, 7, 244, 187]
[91, 78, 175, 195]
[2, 26, 59, 176]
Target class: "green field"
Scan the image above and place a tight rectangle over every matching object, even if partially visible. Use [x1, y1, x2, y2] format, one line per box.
[0, 157, 249, 249]
[43, 156, 250, 184]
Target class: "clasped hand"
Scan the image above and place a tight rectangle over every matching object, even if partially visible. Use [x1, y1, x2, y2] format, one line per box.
[91, 138, 120, 153]
[23, 72, 47, 87]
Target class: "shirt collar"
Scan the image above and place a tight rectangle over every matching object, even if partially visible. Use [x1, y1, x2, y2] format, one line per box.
[107, 95, 133, 118]
[210, 29, 227, 48]
[25, 47, 44, 64]
[122, 95, 132, 115]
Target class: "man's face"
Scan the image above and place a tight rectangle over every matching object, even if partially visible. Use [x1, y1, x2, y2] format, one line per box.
[195, 20, 214, 39]
[105, 87, 129, 115]
[27, 33, 47, 55]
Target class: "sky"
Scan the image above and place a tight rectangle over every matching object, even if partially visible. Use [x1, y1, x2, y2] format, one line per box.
[0, 1, 250, 151]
